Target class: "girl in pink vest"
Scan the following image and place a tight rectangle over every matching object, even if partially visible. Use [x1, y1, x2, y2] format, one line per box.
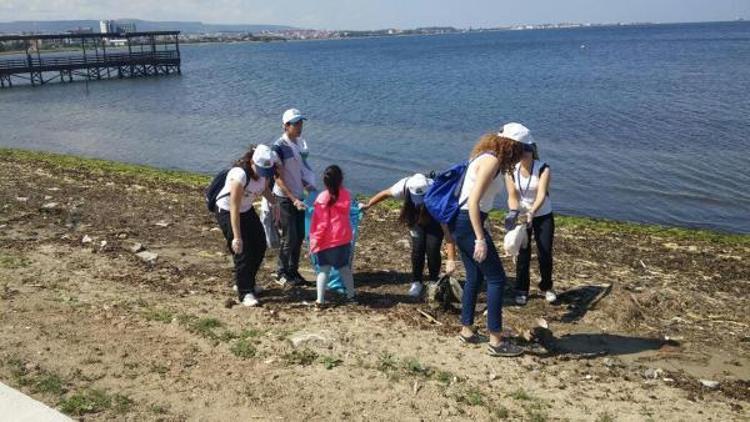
[309, 165, 356, 305]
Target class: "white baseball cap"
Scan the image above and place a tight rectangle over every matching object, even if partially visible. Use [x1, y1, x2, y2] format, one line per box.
[282, 108, 306, 125]
[499, 122, 535, 145]
[406, 173, 432, 205]
[252, 144, 278, 178]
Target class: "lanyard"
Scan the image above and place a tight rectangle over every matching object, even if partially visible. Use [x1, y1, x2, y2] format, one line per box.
[517, 161, 535, 199]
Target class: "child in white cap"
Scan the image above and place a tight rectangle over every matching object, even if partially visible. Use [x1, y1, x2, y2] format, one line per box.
[362, 173, 457, 298]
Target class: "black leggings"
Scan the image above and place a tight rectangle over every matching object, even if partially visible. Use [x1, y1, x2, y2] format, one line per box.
[410, 219, 444, 283]
[217, 208, 267, 300]
[516, 213, 555, 293]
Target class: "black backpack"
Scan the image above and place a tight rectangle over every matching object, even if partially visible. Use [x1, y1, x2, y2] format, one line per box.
[205, 168, 249, 213]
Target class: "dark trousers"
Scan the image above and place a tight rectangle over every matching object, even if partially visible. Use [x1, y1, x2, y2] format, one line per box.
[449, 211, 507, 333]
[276, 195, 305, 276]
[217, 208, 266, 300]
[516, 213, 555, 293]
[410, 220, 444, 283]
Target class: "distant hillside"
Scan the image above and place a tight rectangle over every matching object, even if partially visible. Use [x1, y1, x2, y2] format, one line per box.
[0, 19, 295, 34]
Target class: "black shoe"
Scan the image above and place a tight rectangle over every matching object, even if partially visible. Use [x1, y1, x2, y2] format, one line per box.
[291, 271, 309, 286]
[487, 340, 524, 357]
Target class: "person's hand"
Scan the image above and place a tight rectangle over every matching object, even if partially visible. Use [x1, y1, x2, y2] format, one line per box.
[445, 260, 457, 275]
[231, 238, 243, 255]
[526, 211, 534, 226]
[504, 210, 519, 231]
[293, 198, 306, 211]
[473, 239, 487, 263]
[358, 202, 369, 212]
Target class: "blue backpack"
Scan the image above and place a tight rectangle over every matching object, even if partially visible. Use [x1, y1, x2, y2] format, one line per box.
[423, 161, 471, 224]
[424, 154, 497, 224]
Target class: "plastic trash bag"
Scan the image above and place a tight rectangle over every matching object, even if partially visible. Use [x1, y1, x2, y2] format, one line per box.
[504, 224, 529, 257]
[259, 197, 280, 249]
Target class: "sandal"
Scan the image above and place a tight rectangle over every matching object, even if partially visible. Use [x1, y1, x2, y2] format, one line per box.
[487, 340, 524, 357]
[458, 332, 488, 344]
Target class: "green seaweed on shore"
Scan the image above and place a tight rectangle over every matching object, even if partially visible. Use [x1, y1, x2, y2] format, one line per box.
[0, 148, 210, 189]
[3, 147, 747, 246]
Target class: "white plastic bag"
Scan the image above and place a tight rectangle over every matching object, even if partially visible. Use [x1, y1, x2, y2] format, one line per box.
[260, 197, 280, 249]
[503, 224, 528, 257]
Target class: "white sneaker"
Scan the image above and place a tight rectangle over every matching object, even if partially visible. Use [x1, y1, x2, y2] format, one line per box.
[408, 282, 423, 298]
[515, 294, 528, 306]
[241, 293, 259, 307]
[544, 290, 557, 303]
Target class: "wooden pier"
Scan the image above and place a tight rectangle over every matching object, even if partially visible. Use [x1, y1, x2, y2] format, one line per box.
[0, 31, 181, 88]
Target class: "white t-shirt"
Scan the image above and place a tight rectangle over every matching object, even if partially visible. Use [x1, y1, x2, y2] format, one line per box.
[513, 160, 552, 217]
[216, 167, 268, 213]
[459, 154, 505, 213]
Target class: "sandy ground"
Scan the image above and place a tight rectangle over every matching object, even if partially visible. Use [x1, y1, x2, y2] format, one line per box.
[0, 154, 748, 421]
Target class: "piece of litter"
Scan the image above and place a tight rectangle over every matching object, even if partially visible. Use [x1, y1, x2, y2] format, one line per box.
[81, 235, 93, 244]
[699, 379, 719, 389]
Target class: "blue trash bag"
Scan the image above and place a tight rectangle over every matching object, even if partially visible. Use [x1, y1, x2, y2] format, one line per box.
[304, 192, 362, 294]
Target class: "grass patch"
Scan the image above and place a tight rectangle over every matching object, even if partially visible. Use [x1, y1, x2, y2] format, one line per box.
[142, 308, 174, 323]
[456, 387, 485, 406]
[377, 352, 399, 372]
[402, 357, 431, 377]
[112, 393, 134, 414]
[33, 373, 66, 395]
[178, 315, 224, 341]
[0, 148, 209, 189]
[509, 388, 533, 401]
[0, 253, 31, 269]
[230, 338, 257, 359]
[59, 389, 112, 416]
[283, 348, 319, 366]
[320, 355, 343, 370]
[435, 370, 457, 385]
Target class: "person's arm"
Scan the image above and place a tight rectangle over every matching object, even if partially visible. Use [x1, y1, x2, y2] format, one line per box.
[505, 173, 520, 211]
[504, 174, 521, 230]
[262, 184, 280, 224]
[363, 188, 394, 210]
[229, 181, 244, 254]
[527, 167, 551, 223]
[468, 155, 500, 262]
[441, 224, 458, 274]
[274, 172, 305, 210]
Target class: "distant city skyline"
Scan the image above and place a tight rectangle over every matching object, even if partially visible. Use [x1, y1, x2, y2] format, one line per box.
[1, 0, 748, 30]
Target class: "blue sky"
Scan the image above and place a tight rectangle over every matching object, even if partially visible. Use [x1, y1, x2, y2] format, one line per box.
[1, 0, 748, 29]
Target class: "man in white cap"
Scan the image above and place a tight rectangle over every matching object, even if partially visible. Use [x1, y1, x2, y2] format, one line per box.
[271, 108, 316, 286]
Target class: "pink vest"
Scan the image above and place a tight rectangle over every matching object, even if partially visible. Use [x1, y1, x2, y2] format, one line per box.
[309, 188, 353, 254]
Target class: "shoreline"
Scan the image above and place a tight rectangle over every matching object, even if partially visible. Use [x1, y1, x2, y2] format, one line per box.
[2, 147, 747, 244]
[1, 145, 748, 420]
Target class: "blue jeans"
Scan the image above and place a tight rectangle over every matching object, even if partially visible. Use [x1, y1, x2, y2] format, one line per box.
[449, 211, 507, 333]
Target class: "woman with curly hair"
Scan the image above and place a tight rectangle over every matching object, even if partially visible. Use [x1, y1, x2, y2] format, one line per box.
[450, 128, 524, 357]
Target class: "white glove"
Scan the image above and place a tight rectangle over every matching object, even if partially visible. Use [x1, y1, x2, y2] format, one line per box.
[473, 239, 487, 263]
[231, 238, 243, 255]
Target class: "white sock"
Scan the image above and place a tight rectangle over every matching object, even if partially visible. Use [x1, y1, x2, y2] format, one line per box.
[338, 266, 355, 299]
[316, 266, 331, 303]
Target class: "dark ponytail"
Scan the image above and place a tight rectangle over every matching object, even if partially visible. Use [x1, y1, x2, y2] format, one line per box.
[323, 165, 343, 206]
[399, 194, 431, 227]
[234, 145, 259, 181]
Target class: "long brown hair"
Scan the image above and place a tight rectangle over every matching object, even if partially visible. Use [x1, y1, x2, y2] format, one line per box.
[234, 145, 259, 181]
[399, 193, 431, 227]
[470, 133, 524, 175]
